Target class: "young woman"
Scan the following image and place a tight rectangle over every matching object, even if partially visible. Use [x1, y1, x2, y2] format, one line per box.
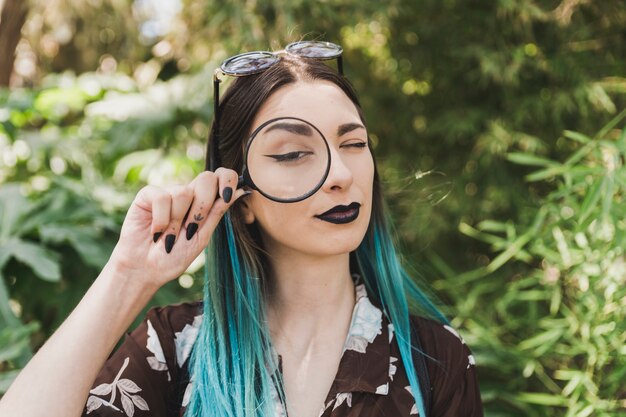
[0, 41, 482, 417]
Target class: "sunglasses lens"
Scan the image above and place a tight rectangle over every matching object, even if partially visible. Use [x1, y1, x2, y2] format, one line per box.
[220, 51, 280, 76]
[285, 41, 343, 59]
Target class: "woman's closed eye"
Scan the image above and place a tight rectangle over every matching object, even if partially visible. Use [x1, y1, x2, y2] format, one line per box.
[264, 150, 314, 162]
[341, 141, 368, 149]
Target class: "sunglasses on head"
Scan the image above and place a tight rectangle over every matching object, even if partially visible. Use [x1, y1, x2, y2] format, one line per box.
[208, 41, 344, 172]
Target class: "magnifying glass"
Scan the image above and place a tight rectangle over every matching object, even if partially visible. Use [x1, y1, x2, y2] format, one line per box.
[237, 117, 331, 203]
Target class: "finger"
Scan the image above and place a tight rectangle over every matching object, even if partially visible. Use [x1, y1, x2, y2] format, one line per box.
[183, 171, 220, 241]
[214, 167, 239, 204]
[133, 185, 172, 242]
[162, 184, 194, 253]
[195, 170, 247, 242]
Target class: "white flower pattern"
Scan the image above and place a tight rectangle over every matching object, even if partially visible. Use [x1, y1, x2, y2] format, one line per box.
[269, 379, 288, 417]
[376, 383, 389, 394]
[389, 356, 398, 380]
[146, 320, 170, 381]
[174, 314, 202, 367]
[333, 392, 353, 410]
[85, 357, 150, 416]
[404, 386, 419, 415]
[342, 284, 383, 354]
[181, 379, 193, 407]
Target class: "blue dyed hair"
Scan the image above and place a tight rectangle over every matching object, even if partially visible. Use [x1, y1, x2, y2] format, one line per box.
[184, 55, 448, 417]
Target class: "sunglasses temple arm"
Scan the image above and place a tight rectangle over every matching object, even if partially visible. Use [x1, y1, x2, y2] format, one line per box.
[209, 76, 222, 172]
[337, 56, 344, 76]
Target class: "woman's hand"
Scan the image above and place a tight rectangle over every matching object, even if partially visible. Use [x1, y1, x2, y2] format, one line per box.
[107, 168, 247, 290]
[0, 169, 248, 417]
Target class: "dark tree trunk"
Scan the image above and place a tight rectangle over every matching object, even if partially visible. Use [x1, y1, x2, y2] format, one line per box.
[0, 0, 29, 87]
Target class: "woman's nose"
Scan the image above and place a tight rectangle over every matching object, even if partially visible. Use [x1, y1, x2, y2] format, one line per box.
[321, 149, 353, 192]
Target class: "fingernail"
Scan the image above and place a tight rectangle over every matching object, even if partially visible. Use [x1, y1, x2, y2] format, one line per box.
[222, 187, 233, 203]
[186, 222, 198, 240]
[153, 232, 163, 243]
[165, 234, 176, 253]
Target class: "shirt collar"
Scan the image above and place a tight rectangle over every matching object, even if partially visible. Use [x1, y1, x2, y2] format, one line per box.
[330, 278, 391, 395]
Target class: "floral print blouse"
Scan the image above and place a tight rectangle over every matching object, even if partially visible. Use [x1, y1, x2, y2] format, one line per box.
[81, 282, 483, 417]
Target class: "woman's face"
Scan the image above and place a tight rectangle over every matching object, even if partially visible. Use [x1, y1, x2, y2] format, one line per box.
[240, 80, 375, 259]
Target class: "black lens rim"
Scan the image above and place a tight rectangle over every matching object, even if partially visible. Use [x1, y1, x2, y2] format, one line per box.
[241, 116, 332, 203]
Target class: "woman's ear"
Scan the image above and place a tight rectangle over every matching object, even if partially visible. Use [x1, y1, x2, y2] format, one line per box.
[237, 197, 256, 224]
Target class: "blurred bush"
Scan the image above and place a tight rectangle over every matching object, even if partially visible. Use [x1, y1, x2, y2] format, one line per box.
[0, 71, 213, 394]
[448, 112, 626, 416]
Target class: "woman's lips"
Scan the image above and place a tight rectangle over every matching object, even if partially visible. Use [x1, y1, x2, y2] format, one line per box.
[315, 202, 361, 224]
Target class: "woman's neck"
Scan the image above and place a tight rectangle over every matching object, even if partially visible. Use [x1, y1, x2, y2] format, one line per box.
[266, 251, 356, 351]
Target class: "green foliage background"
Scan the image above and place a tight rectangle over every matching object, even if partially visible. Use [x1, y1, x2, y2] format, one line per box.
[1, 0, 625, 415]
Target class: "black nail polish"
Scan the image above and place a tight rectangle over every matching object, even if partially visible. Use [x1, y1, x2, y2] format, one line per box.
[165, 234, 176, 253]
[222, 187, 233, 203]
[153, 232, 163, 243]
[186, 222, 198, 240]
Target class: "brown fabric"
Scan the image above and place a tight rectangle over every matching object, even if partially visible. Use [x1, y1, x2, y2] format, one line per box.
[81, 283, 483, 417]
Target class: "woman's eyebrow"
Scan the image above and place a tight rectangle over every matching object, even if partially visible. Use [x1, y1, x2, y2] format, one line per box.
[265, 122, 313, 136]
[337, 122, 366, 137]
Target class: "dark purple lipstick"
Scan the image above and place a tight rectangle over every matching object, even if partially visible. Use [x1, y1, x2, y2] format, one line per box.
[315, 202, 361, 224]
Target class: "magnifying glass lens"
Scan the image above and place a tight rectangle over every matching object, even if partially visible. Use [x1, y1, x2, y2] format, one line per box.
[246, 119, 329, 201]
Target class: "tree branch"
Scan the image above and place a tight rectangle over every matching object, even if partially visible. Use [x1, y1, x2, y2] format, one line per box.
[0, 0, 29, 87]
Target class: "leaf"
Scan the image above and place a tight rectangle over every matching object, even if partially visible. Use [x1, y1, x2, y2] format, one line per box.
[89, 383, 113, 396]
[0, 247, 12, 271]
[518, 327, 563, 352]
[458, 223, 502, 246]
[562, 372, 583, 396]
[85, 395, 104, 413]
[525, 165, 570, 182]
[486, 208, 547, 273]
[121, 393, 135, 417]
[131, 394, 150, 411]
[147, 356, 168, 371]
[0, 271, 20, 327]
[516, 392, 567, 406]
[39, 225, 111, 268]
[0, 370, 21, 395]
[506, 152, 557, 167]
[9, 238, 61, 282]
[117, 378, 142, 394]
[579, 177, 604, 224]
[0, 184, 32, 240]
[594, 108, 626, 140]
[0, 337, 29, 363]
[0, 319, 38, 366]
[563, 130, 591, 144]
[563, 142, 594, 167]
[475, 220, 509, 233]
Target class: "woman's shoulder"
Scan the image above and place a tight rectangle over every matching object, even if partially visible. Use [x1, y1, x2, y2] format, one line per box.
[408, 315, 476, 375]
[142, 300, 203, 369]
[144, 301, 202, 355]
[408, 315, 483, 415]
[145, 300, 203, 333]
